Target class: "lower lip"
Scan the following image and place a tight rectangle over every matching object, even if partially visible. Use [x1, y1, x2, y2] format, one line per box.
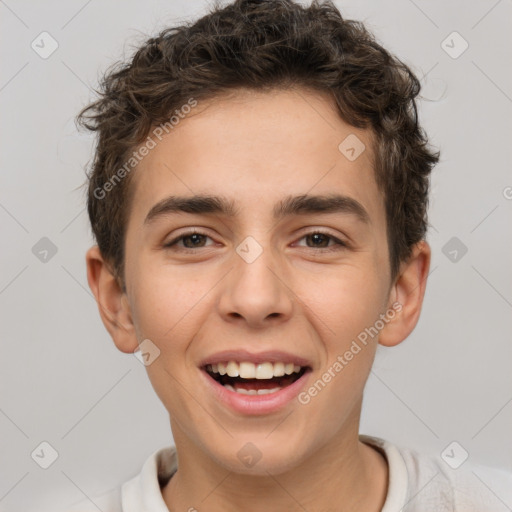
[199, 368, 311, 415]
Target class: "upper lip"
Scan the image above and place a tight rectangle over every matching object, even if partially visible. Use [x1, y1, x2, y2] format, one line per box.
[198, 349, 312, 368]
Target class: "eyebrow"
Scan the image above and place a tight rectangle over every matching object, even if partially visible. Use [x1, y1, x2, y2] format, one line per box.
[144, 193, 370, 225]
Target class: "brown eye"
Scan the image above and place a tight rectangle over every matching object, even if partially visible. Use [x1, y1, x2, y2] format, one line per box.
[305, 233, 330, 248]
[164, 231, 214, 250]
[295, 231, 347, 252]
[180, 233, 208, 248]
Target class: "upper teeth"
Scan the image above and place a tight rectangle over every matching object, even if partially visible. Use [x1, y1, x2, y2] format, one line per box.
[207, 361, 302, 379]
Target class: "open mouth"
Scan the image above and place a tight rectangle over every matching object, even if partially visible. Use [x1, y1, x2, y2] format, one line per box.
[204, 361, 309, 395]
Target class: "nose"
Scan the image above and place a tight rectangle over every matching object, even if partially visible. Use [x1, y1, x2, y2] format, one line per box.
[217, 240, 294, 329]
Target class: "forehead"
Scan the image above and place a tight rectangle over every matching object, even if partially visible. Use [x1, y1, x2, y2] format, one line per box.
[127, 87, 384, 229]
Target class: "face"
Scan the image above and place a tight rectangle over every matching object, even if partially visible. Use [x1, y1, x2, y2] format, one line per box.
[117, 87, 397, 474]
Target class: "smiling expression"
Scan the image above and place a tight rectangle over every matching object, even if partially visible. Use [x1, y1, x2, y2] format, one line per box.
[107, 86, 402, 473]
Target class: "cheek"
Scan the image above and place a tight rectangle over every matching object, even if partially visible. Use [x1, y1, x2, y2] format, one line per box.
[129, 269, 210, 411]
[130, 261, 208, 338]
[296, 263, 385, 341]
[299, 273, 381, 408]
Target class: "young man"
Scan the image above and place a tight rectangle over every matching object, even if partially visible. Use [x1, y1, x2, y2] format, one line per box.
[71, 0, 511, 510]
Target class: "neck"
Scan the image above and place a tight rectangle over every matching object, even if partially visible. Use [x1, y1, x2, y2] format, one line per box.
[162, 416, 388, 511]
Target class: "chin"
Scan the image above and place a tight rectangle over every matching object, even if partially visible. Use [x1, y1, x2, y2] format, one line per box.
[209, 438, 308, 476]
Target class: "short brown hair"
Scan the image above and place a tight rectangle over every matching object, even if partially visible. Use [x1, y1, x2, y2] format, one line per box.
[78, 0, 439, 289]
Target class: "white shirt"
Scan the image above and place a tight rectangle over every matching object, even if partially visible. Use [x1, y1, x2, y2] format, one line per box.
[64, 435, 512, 511]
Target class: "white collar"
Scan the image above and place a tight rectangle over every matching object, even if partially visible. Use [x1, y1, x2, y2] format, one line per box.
[121, 435, 408, 511]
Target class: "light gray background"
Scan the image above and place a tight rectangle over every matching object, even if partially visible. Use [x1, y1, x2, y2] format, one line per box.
[1, 0, 511, 510]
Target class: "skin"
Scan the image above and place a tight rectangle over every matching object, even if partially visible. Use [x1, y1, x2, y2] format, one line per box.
[86, 87, 430, 511]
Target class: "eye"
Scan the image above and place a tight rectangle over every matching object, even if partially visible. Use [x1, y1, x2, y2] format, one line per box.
[163, 230, 215, 251]
[294, 231, 348, 252]
[163, 229, 348, 253]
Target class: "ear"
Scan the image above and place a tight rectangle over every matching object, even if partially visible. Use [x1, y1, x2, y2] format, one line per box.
[378, 240, 431, 347]
[85, 245, 139, 354]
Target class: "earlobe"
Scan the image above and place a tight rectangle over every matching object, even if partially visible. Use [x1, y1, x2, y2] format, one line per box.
[85, 245, 139, 354]
[378, 240, 431, 348]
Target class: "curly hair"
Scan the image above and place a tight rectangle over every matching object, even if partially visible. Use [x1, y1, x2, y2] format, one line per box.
[78, 0, 439, 290]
